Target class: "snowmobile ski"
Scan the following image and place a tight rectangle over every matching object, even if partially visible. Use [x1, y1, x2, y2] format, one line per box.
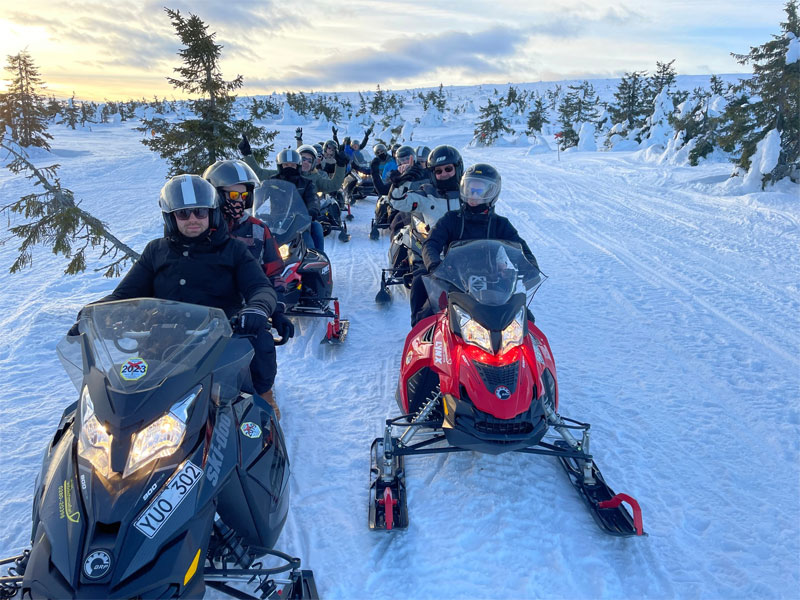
[554, 440, 645, 537]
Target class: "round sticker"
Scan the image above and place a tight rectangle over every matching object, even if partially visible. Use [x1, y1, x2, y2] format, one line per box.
[83, 550, 112, 580]
[120, 358, 148, 381]
[240, 421, 262, 439]
[494, 386, 511, 400]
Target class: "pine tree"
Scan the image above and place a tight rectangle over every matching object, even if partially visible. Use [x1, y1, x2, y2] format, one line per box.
[370, 85, 386, 114]
[434, 83, 447, 111]
[647, 60, 678, 104]
[566, 80, 600, 123]
[64, 94, 80, 130]
[608, 70, 649, 128]
[525, 92, 549, 134]
[473, 98, 512, 145]
[721, 0, 800, 184]
[556, 94, 580, 149]
[0, 138, 139, 276]
[3, 50, 52, 149]
[139, 8, 276, 175]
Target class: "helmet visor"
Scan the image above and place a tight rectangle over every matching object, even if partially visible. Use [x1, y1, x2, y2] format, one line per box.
[460, 174, 500, 206]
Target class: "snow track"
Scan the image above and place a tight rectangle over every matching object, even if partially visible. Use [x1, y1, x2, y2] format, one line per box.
[1, 123, 798, 598]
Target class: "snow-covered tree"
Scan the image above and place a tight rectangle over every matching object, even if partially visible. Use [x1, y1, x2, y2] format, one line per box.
[721, 0, 800, 184]
[139, 8, 277, 175]
[525, 92, 549, 135]
[608, 70, 649, 130]
[473, 98, 512, 146]
[3, 50, 52, 149]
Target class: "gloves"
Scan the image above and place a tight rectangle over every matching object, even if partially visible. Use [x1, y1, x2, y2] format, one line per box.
[370, 156, 381, 168]
[271, 308, 295, 339]
[295, 127, 303, 141]
[343, 136, 351, 147]
[331, 125, 338, 137]
[335, 149, 349, 167]
[366, 124, 374, 135]
[68, 322, 80, 337]
[238, 133, 252, 156]
[388, 170, 401, 185]
[234, 307, 268, 335]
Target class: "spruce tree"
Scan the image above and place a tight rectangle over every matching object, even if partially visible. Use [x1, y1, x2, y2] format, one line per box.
[556, 94, 580, 149]
[525, 92, 548, 134]
[139, 8, 276, 175]
[3, 50, 52, 149]
[608, 70, 649, 128]
[473, 98, 512, 145]
[721, 0, 800, 184]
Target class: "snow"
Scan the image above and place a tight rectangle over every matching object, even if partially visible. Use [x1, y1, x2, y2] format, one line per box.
[1, 85, 799, 599]
[727, 128, 783, 192]
[786, 32, 799, 65]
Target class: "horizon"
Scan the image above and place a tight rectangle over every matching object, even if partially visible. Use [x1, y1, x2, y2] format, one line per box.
[0, 0, 785, 102]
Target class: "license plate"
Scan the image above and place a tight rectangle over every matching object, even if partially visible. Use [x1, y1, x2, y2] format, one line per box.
[134, 460, 203, 539]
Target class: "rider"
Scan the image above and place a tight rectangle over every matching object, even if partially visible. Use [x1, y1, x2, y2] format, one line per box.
[71, 175, 288, 419]
[385, 145, 432, 236]
[270, 147, 324, 253]
[297, 143, 348, 194]
[410, 164, 539, 326]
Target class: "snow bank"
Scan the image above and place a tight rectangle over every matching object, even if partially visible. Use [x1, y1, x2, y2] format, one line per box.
[577, 122, 597, 151]
[723, 128, 782, 193]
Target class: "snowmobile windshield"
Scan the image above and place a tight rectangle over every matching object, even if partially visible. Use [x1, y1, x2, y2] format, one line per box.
[352, 150, 369, 168]
[425, 240, 543, 308]
[252, 179, 312, 244]
[57, 299, 231, 393]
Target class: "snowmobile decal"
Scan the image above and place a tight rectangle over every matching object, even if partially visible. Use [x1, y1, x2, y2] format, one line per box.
[120, 357, 148, 381]
[83, 550, 111, 580]
[206, 412, 232, 486]
[134, 460, 203, 539]
[57, 479, 80, 523]
[240, 421, 262, 439]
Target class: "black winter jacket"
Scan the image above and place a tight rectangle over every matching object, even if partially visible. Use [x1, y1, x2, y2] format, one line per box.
[373, 162, 431, 197]
[271, 170, 319, 219]
[99, 225, 277, 318]
[422, 208, 538, 271]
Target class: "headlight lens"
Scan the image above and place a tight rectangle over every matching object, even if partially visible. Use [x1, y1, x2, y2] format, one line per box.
[77, 387, 113, 479]
[123, 386, 201, 478]
[279, 244, 290, 260]
[500, 309, 525, 355]
[453, 305, 493, 354]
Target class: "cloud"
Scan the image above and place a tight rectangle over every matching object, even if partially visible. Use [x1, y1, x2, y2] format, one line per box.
[258, 26, 531, 88]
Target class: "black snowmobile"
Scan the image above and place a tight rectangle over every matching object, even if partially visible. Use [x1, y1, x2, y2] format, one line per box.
[375, 214, 429, 304]
[255, 180, 348, 344]
[342, 151, 375, 206]
[316, 191, 351, 242]
[369, 195, 394, 241]
[0, 299, 317, 599]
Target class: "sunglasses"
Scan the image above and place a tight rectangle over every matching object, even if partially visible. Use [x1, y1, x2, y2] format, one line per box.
[301, 156, 314, 163]
[434, 165, 455, 175]
[174, 207, 210, 220]
[225, 190, 250, 201]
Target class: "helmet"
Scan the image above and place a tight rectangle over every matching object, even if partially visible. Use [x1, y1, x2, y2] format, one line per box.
[297, 144, 318, 161]
[390, 143, 401, 156]
[373, 143, 387, 155]
[159, 174, 220, 235]
[395, 145, 415, 164]
[276, 147, 301, 165]
[202, 159, 259, 209]
[313, 143, 324, 158]
[415, 145, 431, 163]
[459, 163, 501, 209]
[323, 139, 338, 154]
[427, 144, 464, 180]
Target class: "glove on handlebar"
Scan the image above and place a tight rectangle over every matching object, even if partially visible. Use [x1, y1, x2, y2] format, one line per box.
[234, 307, 268, 335]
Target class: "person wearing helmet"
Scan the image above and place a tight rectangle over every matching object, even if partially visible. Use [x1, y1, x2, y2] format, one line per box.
[415, 145, 431, 167]
[71, 175, 285, 418]
[270, 147, 324, 252]
[312, 143, 324, 169]
[202, 160, 288, 298]
[298, 143, 348, 194]
[410, 164, 538, 326]
[320, 139, 339, 176]
[384, 145, 433, 236]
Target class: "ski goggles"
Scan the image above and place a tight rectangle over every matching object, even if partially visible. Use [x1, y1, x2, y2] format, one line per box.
[174, 207, 210, 220]
[225, 190, 250, 201]
[434, 165, 456, 176]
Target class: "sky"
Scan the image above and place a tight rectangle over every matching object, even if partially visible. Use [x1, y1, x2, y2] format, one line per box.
[0, 0, 790, 100]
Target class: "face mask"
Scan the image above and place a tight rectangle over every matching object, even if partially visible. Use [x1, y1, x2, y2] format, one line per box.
[279, 165, 299, 178]
[221, 198, 245, 221]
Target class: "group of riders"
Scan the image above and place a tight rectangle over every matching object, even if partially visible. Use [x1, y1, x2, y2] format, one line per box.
[70, 126, 538, 421]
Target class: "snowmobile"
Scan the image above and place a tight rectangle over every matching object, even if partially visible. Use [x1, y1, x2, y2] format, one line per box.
[255, 180, 348, 345]
[342, 151, 375, 206]
[0, 299, 318, 599]
[375, 214, 429, 304]
[369, 195, 394, 241]
[316, 191, 351, 243]
[368, 240, 645, 537]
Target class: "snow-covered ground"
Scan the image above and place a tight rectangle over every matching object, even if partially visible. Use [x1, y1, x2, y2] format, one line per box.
[1, 107, 798, 599]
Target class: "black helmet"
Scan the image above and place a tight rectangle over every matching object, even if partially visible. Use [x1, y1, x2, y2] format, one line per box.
[415, 145, 431, 163]
[390, 143, 401, 156]
[276, 147, 301, 165]
[323, 139, 338, 154]
[313, 143, 324, 158]
[373, 143, 387, 155]
[427, 145, 464, 180]
[159, 174, 220, 235]
[395, 145, 415, 164]
[459, 163, 501, 209]
[202, 159, 259, 209]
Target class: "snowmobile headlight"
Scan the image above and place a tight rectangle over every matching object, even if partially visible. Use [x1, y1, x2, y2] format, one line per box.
[453, 305, 493, 354]
[279, 244, 290, 260]
[123, 386, 201, 478]
[77, 386, 113, 479]
[500, 309, 525, 355]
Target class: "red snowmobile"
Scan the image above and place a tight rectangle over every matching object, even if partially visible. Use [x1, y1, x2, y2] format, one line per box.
[254, 180, 348, 344]
[368, 240, 645, 536]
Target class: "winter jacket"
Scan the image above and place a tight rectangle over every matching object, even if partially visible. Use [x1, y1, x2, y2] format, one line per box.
[270, 170, 320, 219]
[242, 154, 277, 181]
[422, 208, 538, 272]
[228, 215, 284, 280]
[98, 225, 277, 318]
[303, 165, 346, 194]
[386, 163, 433, 205]
[381, 158, 397, 180]
[394, 184, 460, 229]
